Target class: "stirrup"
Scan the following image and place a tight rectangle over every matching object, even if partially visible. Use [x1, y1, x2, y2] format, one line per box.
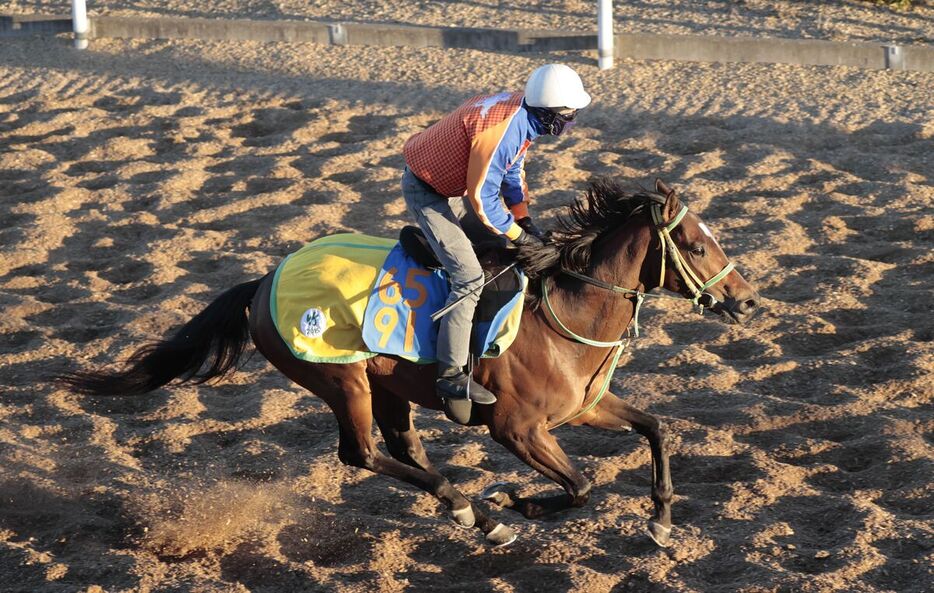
[441, 393, 473, 425]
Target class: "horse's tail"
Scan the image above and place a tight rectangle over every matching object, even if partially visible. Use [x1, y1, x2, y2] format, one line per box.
[60, 278, 263, 396]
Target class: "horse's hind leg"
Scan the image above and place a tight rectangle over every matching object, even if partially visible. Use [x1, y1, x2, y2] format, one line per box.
[249, 275, 515, 545]
[580, 392, 673, 547]
[485, 421, 592, 520]
[320, 369, 514, 546]
[369, 387, 437, 473]
[369, 386, 505, 539]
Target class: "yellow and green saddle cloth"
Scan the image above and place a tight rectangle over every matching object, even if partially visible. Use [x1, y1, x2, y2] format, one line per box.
[270, 233, 525, 364]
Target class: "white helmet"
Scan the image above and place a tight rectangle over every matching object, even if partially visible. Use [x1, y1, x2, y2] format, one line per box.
[524, 64, 592, 110]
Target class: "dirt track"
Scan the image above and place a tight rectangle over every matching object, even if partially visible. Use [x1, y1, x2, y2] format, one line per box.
[1, 7, 933, 592]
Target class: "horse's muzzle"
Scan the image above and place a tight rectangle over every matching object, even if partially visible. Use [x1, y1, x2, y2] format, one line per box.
[713, 293, 760, 325]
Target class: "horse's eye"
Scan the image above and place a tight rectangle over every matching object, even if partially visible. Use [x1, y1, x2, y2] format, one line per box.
[690, 245, 706, 256]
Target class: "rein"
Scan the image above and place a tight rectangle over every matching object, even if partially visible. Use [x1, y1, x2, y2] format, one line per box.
[544, 202, 735, 429]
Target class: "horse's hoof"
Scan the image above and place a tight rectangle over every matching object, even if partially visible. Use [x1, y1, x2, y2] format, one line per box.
[646, 520, 672, 547]
[450, 504, 475, 529]
[480, 482, 511, 506]
[486, 523, 517, 548]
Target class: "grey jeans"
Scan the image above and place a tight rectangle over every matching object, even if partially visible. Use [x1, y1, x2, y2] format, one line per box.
[401, 167, 484, 369]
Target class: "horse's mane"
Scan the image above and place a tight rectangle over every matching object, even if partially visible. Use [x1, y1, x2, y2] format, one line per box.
[516, 177, 668, 308]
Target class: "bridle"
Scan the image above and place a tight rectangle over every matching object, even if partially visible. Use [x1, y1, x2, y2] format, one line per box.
[542, 200, 735, 429]
[650, 203, 735, 312]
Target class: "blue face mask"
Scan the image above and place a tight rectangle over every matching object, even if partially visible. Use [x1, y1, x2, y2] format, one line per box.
[528, 105, 578, 136]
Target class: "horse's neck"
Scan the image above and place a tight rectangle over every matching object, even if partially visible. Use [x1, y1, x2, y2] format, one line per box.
[549, 225, 652, 344]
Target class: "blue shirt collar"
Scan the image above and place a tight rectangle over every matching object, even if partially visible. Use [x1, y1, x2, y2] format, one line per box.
[523, 99, 547, 138]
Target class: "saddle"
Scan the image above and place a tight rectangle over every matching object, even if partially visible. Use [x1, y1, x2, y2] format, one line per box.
[398, 226, 522, 356]
[399, 225, 443, 270]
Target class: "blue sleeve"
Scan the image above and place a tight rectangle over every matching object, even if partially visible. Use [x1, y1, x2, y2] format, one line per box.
[467, 113, 525, 239]
[501, 151, 527, 207]
[477, 152, 514, 234]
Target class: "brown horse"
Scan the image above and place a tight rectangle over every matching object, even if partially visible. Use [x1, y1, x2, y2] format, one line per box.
[63, 178, 759, 548]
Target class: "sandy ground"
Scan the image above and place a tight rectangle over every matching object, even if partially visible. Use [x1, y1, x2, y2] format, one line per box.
[6, 0, 934, 45]
[1, 7, 933, 593]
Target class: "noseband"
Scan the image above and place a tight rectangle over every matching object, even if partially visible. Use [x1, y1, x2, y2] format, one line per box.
[542, 201, 736, 429]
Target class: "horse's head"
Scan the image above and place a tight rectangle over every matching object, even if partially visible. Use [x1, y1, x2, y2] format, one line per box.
[517, 176, 759, 326]
[650, 180, 760, 325]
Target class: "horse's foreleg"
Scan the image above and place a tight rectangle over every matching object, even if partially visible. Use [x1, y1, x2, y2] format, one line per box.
[580, 392, 673, 546]
[487, 423, 591, 520]
[369, 385, 502, 538]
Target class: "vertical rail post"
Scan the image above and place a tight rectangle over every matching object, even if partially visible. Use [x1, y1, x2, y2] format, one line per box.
[72, 0, 89, 49]
[884, 45, 904, 70]
[597, 0, 613, 69]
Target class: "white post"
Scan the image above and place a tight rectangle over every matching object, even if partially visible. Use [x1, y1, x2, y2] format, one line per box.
[72, 0, 89, 49]
[597, 0, 614, 70]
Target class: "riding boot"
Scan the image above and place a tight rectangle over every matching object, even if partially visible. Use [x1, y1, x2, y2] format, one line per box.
[437, 365, 496, 425]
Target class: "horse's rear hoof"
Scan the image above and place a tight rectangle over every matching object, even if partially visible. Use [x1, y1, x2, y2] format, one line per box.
[646, 520, 672, 547]
[450, 504, 475, 529]
[486, 523, 517, 548]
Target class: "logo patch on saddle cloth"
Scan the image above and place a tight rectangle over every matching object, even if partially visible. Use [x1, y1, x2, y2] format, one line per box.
[299, 307, 327, 338]
[362, 244, 526, 362]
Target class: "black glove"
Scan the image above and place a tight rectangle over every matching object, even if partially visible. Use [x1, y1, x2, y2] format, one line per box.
[516, 216, 546, 241]
[512, 229, 560, 271]
[512, 228, 545, 248]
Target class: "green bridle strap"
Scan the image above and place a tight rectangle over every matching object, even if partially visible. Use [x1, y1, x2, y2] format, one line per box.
[663, 203, 689, 232]
[554, 340, 626, 429]
[557, 269, 649, 337]
[698, 262, 735, 294]
[651, 203, 734, 306]
[542, 279, 628, 347]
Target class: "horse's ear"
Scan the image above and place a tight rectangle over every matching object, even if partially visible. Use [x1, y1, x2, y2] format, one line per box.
[657, 179, 681, 222]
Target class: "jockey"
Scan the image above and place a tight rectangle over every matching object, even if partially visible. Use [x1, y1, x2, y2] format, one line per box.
[401, 63, 591, 412]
